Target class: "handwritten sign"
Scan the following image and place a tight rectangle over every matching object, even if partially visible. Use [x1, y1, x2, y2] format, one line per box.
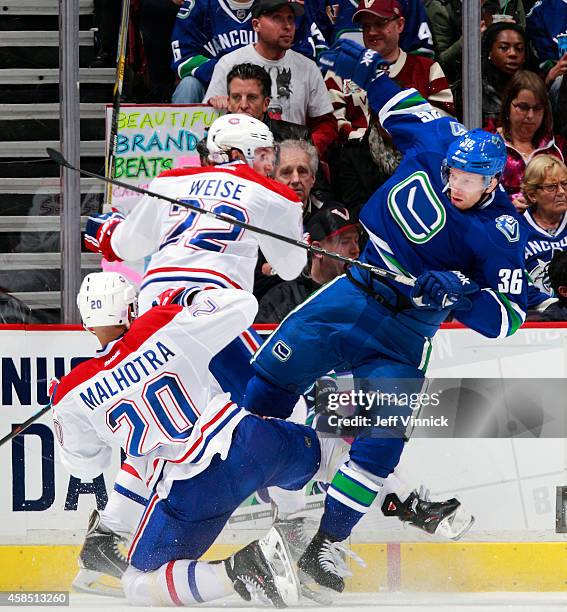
[105, 104, 223, 214]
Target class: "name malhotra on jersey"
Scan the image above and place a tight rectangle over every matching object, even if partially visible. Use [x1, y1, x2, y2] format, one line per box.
[79, 341, 175, 410]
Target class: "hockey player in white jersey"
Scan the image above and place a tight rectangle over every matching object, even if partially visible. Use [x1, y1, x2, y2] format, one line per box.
[77, 114, 307, 595]
[53, 272, 350, 607]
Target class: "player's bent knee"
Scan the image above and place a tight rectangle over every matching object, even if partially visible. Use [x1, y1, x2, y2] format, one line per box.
[122, 566, 163, 606]
[243, 374, 298, 419]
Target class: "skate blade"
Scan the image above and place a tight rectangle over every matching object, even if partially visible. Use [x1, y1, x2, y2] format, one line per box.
[259, 527, 301, 606]
[299, 572, 334, 606]
[72, 569, 124, 598]
[435, 505, 475, 540]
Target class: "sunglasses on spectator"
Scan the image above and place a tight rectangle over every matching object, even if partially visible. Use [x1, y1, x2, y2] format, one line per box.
[536, 180, 567, 194]
[511, 101, 545, 114]
[360, 16, 399, 30]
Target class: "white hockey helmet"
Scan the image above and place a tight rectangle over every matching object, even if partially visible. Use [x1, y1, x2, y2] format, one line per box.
[77, 272, 137, 328]
[206, 113, 274, 166]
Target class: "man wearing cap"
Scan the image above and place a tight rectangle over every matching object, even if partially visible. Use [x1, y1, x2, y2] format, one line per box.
[314, 0, 434, 56]
[325, 0, 454, 142]
[170, 0, 327, 103]
[204, 0, 338, 157]
[256, 206, 360, 323]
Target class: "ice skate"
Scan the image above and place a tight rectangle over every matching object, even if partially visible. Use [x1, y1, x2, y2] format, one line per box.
[381, 488, 475, 540]
[272, 515, 332, 604]
[225, 527, 300, 608]
[297, 530, 365, 594]
[72, 510, 129, 597]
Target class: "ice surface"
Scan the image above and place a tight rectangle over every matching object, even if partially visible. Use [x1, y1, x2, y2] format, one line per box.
[42, 591, 567, 611]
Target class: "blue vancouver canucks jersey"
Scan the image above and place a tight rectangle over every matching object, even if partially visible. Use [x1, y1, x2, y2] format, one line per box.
[520, 208, 567, 301]
[308, 0, 434, 55]
[526, 0, 567, 68]
[171, 0, 328, 83]
[359, 77, 528, 338]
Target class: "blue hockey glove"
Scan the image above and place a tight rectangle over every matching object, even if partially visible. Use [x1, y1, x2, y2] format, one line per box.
[411, 271, 479, 311]
[319, 39, 389, 92]
[84, 211, 125, 261]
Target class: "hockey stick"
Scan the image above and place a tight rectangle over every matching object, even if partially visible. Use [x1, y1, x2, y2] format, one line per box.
[47, 148, 415, 287]
[0, 404, 52, 448]
[104, 0, 131, 208]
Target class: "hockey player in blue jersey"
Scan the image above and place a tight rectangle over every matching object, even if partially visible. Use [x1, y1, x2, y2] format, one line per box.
[171, 0, 328, 103]
[243, 39, 528, 592]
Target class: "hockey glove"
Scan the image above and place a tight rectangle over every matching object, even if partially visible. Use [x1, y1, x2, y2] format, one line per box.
[84, 212, 125, 261]
[152, 286, 202, 308]
[411, 270, 479, 311]
[319, 40, 389, 92]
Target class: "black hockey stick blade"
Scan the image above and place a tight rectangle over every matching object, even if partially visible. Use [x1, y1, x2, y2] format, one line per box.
[47, 147, 75, 170]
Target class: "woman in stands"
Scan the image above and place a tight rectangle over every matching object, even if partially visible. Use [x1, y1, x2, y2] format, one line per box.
[497, 70, 566, 212]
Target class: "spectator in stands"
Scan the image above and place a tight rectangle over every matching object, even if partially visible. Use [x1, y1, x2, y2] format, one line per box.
[256, 206, 360, 323]
[138, 0, 182, 102]
[254, 138, 329, 299]
[224, 64, 335, 202]
[226, 63, 309, 141]
[496, 70, 566, 212]
[425, 0, 525, 85]
[171, 0, 327, 103]
[526, 1, 567, 133]
[520, 155, 567, 308]
[273, 140, 326, 223]
[526, 0, 567, 82]
[204, 0, 338, 158]
[90, 0, 123, 68]
[325, 0, 454, 143]
[314, 0, 434, 56]
[540, 250, 567, 320]
[452, 22, 527, 127]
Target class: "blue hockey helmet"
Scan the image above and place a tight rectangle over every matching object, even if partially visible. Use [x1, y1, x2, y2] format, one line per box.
[445, 129, 507, 178]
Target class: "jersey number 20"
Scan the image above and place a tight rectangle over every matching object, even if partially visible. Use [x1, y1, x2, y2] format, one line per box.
[106, 372, 198, 457]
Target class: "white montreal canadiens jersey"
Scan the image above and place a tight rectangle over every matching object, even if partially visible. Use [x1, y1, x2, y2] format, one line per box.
[109, 164, 306, 309]
[52, 289, 257, 496]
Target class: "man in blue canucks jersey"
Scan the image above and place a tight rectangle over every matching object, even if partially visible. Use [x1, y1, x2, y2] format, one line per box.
[526, 0, 567, 71]
[243, 40, 528, 592]
[308, 0, 433, 55]
[171, 0, 328, 103]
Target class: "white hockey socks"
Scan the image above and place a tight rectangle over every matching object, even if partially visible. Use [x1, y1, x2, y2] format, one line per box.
[123, 560, 233, 606]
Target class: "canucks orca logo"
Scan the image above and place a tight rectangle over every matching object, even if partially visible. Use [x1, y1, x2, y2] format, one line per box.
[530, 258, 552, 294]
[495, 215, 520, 243]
